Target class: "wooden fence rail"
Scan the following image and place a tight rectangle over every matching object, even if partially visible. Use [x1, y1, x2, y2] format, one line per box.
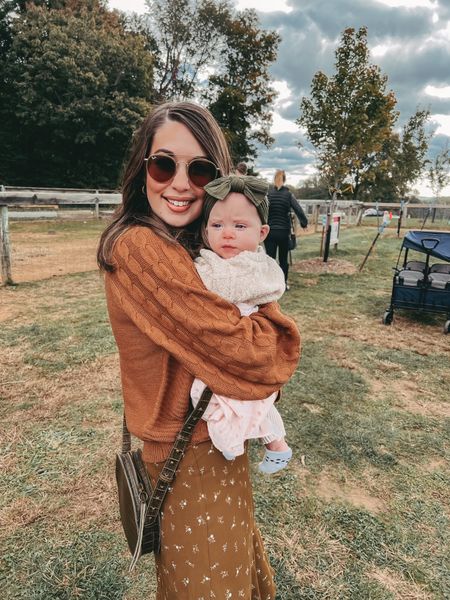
[298, 200, 450, 227]
[1, 188, 449, 285]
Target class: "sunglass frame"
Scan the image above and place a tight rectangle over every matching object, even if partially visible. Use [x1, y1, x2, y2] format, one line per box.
[144, 154, 219, 187]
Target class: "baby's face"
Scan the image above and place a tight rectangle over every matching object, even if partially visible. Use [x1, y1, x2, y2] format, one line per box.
[206, 192, 269, 259]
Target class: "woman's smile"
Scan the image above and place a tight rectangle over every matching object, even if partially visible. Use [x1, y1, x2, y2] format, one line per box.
[164, 195, 197, 211]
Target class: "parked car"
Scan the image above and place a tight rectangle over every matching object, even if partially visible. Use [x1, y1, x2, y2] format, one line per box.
[363, 208, 384, 217]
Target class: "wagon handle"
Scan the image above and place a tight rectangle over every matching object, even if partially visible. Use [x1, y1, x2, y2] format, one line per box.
[420, 237, 439, 251]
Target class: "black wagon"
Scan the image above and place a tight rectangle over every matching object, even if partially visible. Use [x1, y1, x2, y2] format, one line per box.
[383, 230, 450, 334]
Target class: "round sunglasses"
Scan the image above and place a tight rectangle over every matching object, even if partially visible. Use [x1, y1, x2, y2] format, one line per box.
[144, 154, 219, 188]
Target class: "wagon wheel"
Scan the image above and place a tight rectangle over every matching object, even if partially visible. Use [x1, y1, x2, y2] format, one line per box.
[444, 320, 450, 335]
[382, 310, 394, 326]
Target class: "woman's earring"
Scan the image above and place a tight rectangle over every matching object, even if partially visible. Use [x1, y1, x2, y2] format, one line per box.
[142, 185, 146, 196]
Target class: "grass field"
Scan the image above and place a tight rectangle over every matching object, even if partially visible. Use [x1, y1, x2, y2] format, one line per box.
[0, 221, 449, 599]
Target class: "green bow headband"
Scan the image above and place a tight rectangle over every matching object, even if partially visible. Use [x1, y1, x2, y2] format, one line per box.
[203, 175, 269, 224]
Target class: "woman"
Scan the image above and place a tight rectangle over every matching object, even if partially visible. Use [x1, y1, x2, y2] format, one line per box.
[97, 102, 300, 599]
[265, 169, 308, 289]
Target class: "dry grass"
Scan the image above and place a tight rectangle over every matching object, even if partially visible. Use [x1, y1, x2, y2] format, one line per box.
[1, 222, 449, 599]
[369, 568, 434, 600]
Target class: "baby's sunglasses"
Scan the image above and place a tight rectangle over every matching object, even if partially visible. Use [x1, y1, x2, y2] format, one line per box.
[144, 154, 219, 188]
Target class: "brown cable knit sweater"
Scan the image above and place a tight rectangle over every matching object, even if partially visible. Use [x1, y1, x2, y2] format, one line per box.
[105, 226, 300, 462]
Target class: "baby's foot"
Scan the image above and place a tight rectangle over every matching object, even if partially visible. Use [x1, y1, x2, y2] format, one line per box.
[222, 450, 236, 461]
[258, 448, 292, 474]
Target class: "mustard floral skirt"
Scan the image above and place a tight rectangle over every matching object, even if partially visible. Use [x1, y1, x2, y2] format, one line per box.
[145, 441, 276, 600]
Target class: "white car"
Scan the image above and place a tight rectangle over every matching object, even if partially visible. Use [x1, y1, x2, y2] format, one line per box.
[363, 208, 384, 217]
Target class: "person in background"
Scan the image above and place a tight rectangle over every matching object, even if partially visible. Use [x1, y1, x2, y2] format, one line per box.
[235, 161, 248, 175]
[97, 102, 300, 599]
[265, 169, 308, 290]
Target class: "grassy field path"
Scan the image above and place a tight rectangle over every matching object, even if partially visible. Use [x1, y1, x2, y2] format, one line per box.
[1, 223, 449, 599]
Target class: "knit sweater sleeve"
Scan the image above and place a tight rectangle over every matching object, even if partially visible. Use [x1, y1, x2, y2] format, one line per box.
[106, 226, 300, 400]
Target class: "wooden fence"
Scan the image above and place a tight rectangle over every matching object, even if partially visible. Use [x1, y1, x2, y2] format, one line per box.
[0, 188, 121, 284]
[1, 186, 449, 284]
[0, 186, 121, 219]
[299, 200, 450, 230]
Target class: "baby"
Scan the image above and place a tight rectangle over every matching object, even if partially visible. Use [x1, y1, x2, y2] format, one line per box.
[190, 175, 293, 474]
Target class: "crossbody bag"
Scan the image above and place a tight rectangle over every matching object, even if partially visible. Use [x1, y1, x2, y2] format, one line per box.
[116, 387, 212, 571]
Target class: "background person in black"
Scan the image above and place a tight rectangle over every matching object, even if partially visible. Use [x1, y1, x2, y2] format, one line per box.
[265, 169, 308, 289]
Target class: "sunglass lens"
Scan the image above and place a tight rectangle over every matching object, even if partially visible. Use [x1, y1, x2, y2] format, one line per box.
[188, 160, 218, 187]
[147, 156, 176, 182]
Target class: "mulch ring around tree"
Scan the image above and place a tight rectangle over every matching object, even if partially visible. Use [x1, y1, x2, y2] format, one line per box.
[291, 258, 357, 275]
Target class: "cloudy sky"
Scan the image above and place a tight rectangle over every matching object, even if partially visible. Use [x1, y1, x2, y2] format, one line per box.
[108, 0, 450, 196]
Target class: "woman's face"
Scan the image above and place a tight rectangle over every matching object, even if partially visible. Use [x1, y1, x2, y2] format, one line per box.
[145, 120, 209, 228]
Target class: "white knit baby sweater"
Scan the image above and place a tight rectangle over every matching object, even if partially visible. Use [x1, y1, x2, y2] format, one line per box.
[194, 246, 285, 306]
[192, 246, 287, 456]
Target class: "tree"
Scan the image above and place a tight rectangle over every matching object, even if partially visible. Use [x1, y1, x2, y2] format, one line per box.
[428, 143, 450, 201]
[142, 0, 279, 162]
[145, 0, 229, 100]
[368, 109, 431, 201]
[205, 9, 279, 161]
[0, 2, 154, 187]
[297, 27, 398, 200]
[295, 175, 329, 199]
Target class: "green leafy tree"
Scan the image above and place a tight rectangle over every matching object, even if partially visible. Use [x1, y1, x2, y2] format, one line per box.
[205, 9, 279, 161]
[392, 109, 430, 198]
[369, 109, 431, 201]
[295, 175, 329, 199]
[0, 2, 154, 187]
[297, 27, 398, 200]
[428, 143, 450, 201]
[143, 0, 279, 162]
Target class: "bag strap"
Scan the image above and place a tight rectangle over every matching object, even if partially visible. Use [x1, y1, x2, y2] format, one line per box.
[122, 387, 213, 521]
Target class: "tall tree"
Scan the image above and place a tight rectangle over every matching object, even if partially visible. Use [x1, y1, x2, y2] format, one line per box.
[145, 0, 230, 101]
[368, 109, 431, 201]
[295, 175, 329, 199]
[205, 9, 279, 161]
[428, 144, 450, 201]
[297, 27, 398, 200]
[143, 0, 279, 162]
[0, 2, 154, 187]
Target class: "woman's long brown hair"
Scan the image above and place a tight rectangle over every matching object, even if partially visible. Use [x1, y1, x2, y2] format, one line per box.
[97, 101, 233, 271]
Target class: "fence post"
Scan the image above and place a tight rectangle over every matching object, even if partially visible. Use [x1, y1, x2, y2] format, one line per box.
[313, 204, 320, 233]
[94, 190, 100, 219]
[0, 204, 14, 285]
[356, 207, 363, 226]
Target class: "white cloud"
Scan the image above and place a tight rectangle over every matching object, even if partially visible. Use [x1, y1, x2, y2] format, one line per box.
[372, 42, 403, 58]
[271, 113, 298, 134]
[107, 0, 294, 14]
[273, 80, 292, 104]
[108, 0, 147, 13]
[273, 79, 295, 115]
[258, 166, 316, 188]
[430, 114, 450, 137]
[375, 0, 436, 8]
[425, 85, 450, 99]
[415, 177, 450, 197]
[235, 0, 292, 13]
